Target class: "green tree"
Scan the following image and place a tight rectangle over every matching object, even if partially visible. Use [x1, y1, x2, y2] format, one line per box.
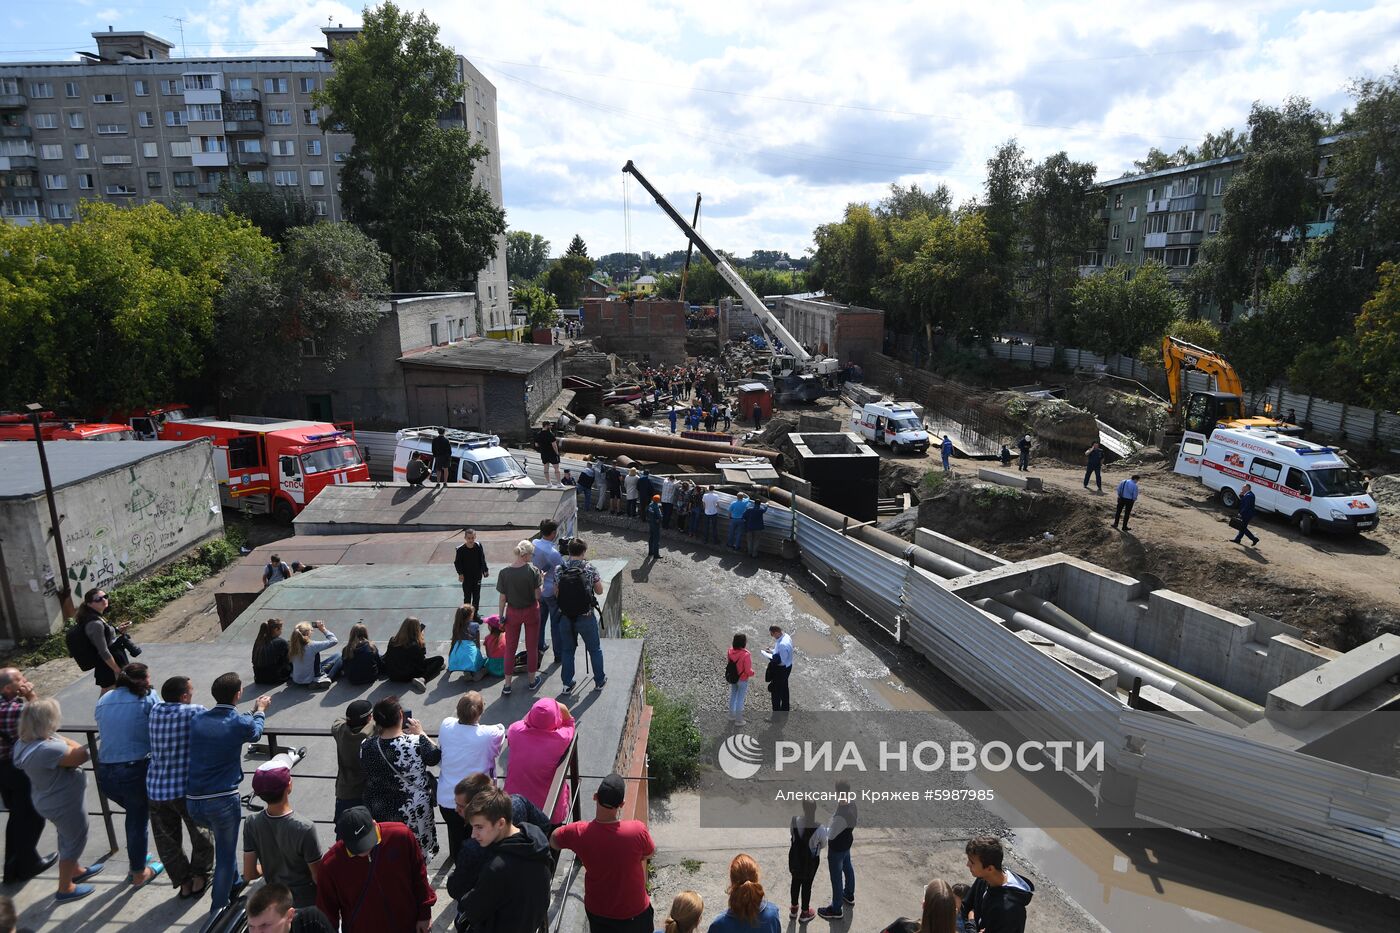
[1021, 152, 1099, 338]
[887, 209, 998, 347]
[1069, 262, 1183, 358]
[1221, 312, 1294, 394]
[543, 234, 594, 306]
[215, 179, 317, 244]
[876, 182, 952, 220]
[565, 235, 589, 259]
[810, 204, 882, 306]
[506, 230, 550, 282]
[1197, 127, 1249, 161]
[1132, 146, 1195, 175]
[513, 283, 558, 330]
[982, 140, 1032, 319]
[1348, 260, 1400, 409]
[0, 202, 275, 411]
[1332, 69, 1400, 274]
[316, 2, 505, 290]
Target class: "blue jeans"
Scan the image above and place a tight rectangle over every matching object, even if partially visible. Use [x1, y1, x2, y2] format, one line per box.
[561, 614, 605, 687]
[728, 680, 749, 719]
[97, 758, 150, 874]
[186, 793, 243, 916]
[704, 514, 719, 545]
[727, 520, 745, 549]
[582, 487, 593, 512]
[539, 595, 559, 654]
[827, 848, 854, 908]
[688, 508, 701, 535]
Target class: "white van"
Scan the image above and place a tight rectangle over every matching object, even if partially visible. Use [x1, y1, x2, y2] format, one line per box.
[392, 426, 534, 486]
[851, 401, 930, 454]
[1174, 427, 1378, 535]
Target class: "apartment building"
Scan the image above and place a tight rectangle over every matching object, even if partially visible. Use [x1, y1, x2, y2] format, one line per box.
[1085, 137, 1339, 322]
[0, 26, 510, 333]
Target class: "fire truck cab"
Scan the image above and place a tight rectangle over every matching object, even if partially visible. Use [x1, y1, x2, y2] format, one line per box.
[122, 404, 194, 440]
[0, 413, 138, 442]
[162, 418, 368, 522]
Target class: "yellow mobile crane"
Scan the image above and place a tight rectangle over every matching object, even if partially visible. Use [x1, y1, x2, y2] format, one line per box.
[1161, 336, 1301, 438]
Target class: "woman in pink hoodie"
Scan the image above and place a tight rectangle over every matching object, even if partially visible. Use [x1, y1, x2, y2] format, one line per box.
[505, 697, 576, 822]
[726, 633, 755, 725]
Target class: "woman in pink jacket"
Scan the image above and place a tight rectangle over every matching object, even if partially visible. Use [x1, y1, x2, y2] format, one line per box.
[727, 633, 755, 725]
[505, 698, 576, 822]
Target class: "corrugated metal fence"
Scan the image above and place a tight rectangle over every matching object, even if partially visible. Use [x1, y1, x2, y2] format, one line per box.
[757, 509, 1400, 897]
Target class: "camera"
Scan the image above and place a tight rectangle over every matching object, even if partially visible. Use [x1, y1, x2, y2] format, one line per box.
[112, 632, 142, 657]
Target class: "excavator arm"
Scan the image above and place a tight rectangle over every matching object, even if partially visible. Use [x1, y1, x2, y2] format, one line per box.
[1161, 336, 1244, 411]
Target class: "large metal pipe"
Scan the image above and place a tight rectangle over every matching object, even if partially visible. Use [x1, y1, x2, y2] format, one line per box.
[766, 487, 1262, 721]
[562, 436, 760, 469]
[575, 423, 779, 460]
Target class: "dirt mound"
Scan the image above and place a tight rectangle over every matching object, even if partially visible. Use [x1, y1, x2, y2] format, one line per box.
[1370, 474, 1400, 509]
[986, 392, 1099, 460]
[880, 459, 930, 500]
[1065, 381, 1167, 442]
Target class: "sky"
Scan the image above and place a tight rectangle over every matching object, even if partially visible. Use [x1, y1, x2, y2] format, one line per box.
[3, 1, 1399, 260]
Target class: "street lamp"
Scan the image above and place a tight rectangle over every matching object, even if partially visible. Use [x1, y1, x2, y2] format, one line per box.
[26, 403, 74, 616]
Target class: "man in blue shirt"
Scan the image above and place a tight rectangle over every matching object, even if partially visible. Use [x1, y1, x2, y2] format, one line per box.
[764, 625, 794, 712]
[743, 498, 769, 558]
[94, 662, 162, 888]
[1113, 474, 1141, 531]
[1232, 483, 1260, 546]
[186, 672, 271, 920]
[941, 435, 954, 475]
[668, 407, 677, 434]
[727, 493, 750, 551]
[532, 519, 565, 660]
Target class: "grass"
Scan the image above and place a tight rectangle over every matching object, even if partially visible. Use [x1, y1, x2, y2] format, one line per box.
[921, 471, 948, 494]
[973, 485, 1022, 506]
[645, 682, 703, 797]
[680, 858, 703, 874]
[7, 524, 248, 668]
[620, 612, 648, 639]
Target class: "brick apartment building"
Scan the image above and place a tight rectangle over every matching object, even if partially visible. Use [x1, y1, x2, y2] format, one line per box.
[0, 25, 510, 333]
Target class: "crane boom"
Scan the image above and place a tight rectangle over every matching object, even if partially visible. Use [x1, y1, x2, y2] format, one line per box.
[622, 160, 813, 364]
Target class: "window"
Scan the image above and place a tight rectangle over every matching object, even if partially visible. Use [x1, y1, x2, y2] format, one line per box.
[313, 199, 327, 216]
[142, 141, 158, 158]
[1248, 457, 1281, 485]
[227, 436, 261, 470]
[134, 79, 149, 97]
[1145, 214, 1167, 234]
[1, 200, 40, 217]
[1148, 187, 1157, 201]
[0, 79, 16, 95]
[172, 171, 195, 187]
[333, 151, 347, 162]
[1125, 236, 1135, 254]
[305, 139, 322, 155]
[47, 202, 73, 219]
[1113, 193, 1123, 209]
[165, 110, 186, 127]
[273, 170, 299, 186]
[6, 172, 34, 188]
[1213, 176, 1224, 196]
[270, 139, 295, 156]
[138, 111, 154, 127]
[100, 154, 132, 165]
[0, 140, 36, 157]
[39, 144, 63, 160]
[96, 124, 126, 135]
[236, 139, 262, 153]
[308, 169, 325, 186]
[77, 173, 93, 189]
[92, 92, 124, 104]
[1182, 436, 1205, 458]
[430, 322, 441, 345]
[205, 171, 225, 186]
[1110, 223, 1121, 240]
[228, 77, 253, 93]
[245, 170, 265, 183]
[1127, 206, 1138, 222]
[33, 113, 56, 129]
[1284, 468, 1311, 496]
[263, 77, 288, 94]
[300, 77, 317, 93]
[73, 142, 89, 159]
[300, 338, 319, 358]
[1106, 254, 1118, 268]
[266, 109, 292, 125]
[184, 74, 217, 91]
[43, 174, 66, 189]
[1208, 213, 1221, 234]
[29, 82, 53, 99]
[169, 141, 192, 157]
[198, 136, 226, 153]
[147, 171, 163, 187]
[104, 184, 136, 195]
[302, 108, 319, 125]
[160, 79, 180, 95]
[67, 112, 84, 129]
[1171, 211, 1196, 232]
[188, 104, 223, 122]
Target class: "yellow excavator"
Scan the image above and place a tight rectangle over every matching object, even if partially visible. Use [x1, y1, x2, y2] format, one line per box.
[1161, 336, 1301, 438]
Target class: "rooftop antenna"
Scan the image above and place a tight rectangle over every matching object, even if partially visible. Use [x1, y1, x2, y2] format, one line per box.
[165, 16, 187, 58]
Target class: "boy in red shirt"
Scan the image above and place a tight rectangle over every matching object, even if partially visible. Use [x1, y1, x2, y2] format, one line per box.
[316, 807, 436, 933]
[551, 773, 655, 933]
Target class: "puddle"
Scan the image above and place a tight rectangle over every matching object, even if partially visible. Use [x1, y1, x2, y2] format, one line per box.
[791, 628, 841, 657]
[743, 594, 767, 611]
[786, 585, 837, 625]
[865, 676, 935, 711]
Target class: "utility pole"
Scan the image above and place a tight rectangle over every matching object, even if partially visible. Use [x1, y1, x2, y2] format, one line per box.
[26, 404, 74, 618]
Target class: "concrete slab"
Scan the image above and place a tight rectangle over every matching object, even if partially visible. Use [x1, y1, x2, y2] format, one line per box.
[977, 468, 1043, 491]
[915, 527, 1008, 572]
[1267, 635, 1400, 724]
[293, 482, 577, 536]
[1016, 630, 1118, 691]
[945, 553, 1070, 601]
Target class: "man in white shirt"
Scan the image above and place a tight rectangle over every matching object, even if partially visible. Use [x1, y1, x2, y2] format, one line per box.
[660, 477, 678, 529]
[1113, 474, 1141, 532]
[763, 625, 795, 712]
[701, 487, 721, 546]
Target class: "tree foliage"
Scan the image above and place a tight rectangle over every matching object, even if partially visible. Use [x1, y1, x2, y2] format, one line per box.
[876, 182, 952, 220]
[316, 2, 505, 291]
[886, 210, 998, 347]
[809, 204, 881, 306]
[542, 234, 594, 307]
[506, 230, 550, 282]
[216, 179, 317, 244]
[513, 283, 558, 329]
[1347, 261, 1400, 409]
[1070, 262, 1184, 358]
[654, 261, 806, 304]
[1021, 152, 1100, 337]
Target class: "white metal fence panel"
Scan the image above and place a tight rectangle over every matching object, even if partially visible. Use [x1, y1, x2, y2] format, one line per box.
[795, 514, 904, 633]
[356, 430, 399, 480]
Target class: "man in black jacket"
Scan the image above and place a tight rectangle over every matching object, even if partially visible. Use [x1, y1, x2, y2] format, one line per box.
[460, 787, 552, 933]
[960, 836, 1034, 933]
[447, 773, 552, 902]
[431, 428, 453, 486]
[454, 528, 489, 609]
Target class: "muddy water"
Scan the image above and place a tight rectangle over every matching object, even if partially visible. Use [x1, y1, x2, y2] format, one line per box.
[742, 594, 767, 611]
[865, 675, 936, 712]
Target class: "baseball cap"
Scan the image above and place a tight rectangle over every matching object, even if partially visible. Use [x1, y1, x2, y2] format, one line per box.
[596, 773, 626, 809]
[251, 752, 297, 797]
[336, 806, 379, 855]
[345, 699, 373, 730]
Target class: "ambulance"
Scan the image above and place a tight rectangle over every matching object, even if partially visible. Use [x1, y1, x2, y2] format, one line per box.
[1174, 427, 1378, 535]
[391, 426, 534, 486]
[850, 401, 930, 454]
[161, 418, 368, 521]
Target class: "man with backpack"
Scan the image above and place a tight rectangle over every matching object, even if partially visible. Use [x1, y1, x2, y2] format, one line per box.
[552, 538, 606, 693]
[263, 555, 292, 589]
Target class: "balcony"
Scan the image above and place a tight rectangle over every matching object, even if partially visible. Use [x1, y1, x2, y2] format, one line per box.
[226, 87, 261, 104]
[183, 88, 222, 106]
[224, 119, 264, 136]
[0, 124, 32, 139]
[1166, 230, 1203, 246]
[0, 94, 26, 109]
[1, 185, 40, 198]
[1144, 232, 1167, 249]
[1169, 193, 1205, 212]
[0, 155, 37, 170]
[196, 181, 221, 195]
[1146, 198, 1171, 213]
[233, 150, 267, 166]
[191, 151, 229, 168]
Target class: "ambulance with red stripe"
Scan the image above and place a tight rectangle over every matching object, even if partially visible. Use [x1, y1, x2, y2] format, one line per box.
[161, 418, 368, 522]
[1174, 427, 1378, 535]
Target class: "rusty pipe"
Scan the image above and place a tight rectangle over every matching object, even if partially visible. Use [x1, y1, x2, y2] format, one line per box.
[562, 437, 763, 468]
[576, 423, 778, 460]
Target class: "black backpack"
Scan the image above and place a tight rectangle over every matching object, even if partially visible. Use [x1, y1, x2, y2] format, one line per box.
[556, 563, 595, 619]
[725, 658, 740, 684]
[66, 620, 101, 671]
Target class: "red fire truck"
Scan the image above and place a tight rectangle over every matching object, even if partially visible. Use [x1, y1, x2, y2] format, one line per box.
[161, 418, 368, 522]
[0, 412, 138, 442]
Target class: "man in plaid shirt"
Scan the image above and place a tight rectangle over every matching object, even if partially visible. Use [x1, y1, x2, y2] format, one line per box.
[0, 667, 55, 884]
[147, 674, 214, 899]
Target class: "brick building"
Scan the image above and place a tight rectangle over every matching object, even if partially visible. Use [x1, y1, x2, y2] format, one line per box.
[583, 299, 688, 365]
[772, 297, 885, 365]
[399, 338, 563, 442]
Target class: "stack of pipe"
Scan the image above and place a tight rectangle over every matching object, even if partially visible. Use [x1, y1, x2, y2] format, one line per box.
[562, 423, 779, 468]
